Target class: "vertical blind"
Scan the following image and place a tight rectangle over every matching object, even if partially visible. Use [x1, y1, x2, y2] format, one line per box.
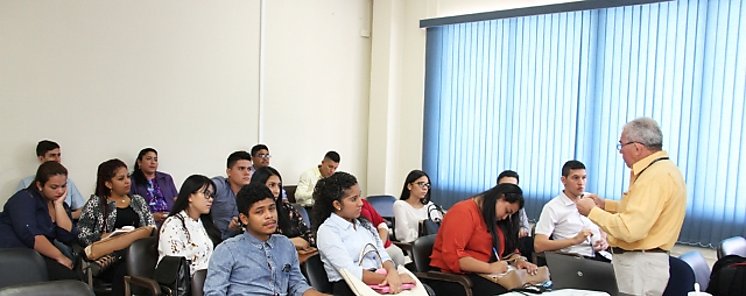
[423, 0, 746, 246]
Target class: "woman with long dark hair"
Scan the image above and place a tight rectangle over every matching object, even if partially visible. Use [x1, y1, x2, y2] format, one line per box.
[393, 169, 443, 243]
[0, 161, 78, 280]
[314, 172, 415, 296]
[78, 159, 155, 296]
[158, 175, 221, 277]
[430, 183, 538, 295]
[130, 148, 178, 224]
[250, 167, 314, 249]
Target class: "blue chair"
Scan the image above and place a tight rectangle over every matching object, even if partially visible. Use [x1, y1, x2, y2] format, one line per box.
[365, 195, 396, 220]
[663, 256, 696, 296]
[680, 251, 711, 291]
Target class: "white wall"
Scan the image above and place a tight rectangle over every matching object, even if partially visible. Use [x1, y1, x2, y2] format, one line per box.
[0, 0, 373, 205]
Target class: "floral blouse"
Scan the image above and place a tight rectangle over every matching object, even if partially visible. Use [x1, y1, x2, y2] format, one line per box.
[158, 211, 213, 276]
[276, 200, 315, 246]
[77, 194, 155, 246]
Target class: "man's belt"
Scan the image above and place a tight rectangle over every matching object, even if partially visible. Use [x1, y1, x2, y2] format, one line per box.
[610, 247, 668, 254]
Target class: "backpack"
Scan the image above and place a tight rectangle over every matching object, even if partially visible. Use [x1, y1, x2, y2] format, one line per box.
[707, 254, 746, 296]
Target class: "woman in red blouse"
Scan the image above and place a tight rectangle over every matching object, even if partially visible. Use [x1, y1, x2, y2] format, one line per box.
[430, 183, 538, 295]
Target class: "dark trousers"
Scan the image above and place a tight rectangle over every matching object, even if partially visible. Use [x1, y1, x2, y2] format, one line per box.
[466, 273, 509, 295]
[332, 280, 355, 296]
[42, 256, 79, 280]
[98, 257, 127, 296]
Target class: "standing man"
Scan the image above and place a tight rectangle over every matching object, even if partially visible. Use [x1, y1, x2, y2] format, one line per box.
[17, 140, 85, 219]
[295, 151, 340, 207]
[577, 117, 686, 295]
[212, 151, 254, 240]
[534, 161, 609, 261]
[251, 144, 271, 171]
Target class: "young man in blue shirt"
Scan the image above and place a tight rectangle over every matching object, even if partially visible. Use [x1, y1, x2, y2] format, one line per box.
[204, 183, 328, 296]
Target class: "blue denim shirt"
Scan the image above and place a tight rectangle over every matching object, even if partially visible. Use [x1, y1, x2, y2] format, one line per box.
[210, 176, 241, 240]
[317, 213, 392, 282]
[204, 232, 311, 296]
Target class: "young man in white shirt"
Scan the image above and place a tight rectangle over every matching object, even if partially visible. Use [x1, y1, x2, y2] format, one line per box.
[295, 151, 340, 207]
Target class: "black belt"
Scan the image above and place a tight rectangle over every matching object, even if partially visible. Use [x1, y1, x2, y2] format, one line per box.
[611, 247, 668, 254]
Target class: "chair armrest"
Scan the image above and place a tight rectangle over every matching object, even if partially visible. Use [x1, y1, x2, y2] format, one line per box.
[124, 275, 161, 296]
[392, 241, 413, 252]
[414, 271, 473, 296]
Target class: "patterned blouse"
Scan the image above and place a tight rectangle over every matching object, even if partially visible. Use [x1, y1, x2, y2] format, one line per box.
[158, 211, 213, 276]
[276, 200, 315, 246]
[77, 194, 155, 246]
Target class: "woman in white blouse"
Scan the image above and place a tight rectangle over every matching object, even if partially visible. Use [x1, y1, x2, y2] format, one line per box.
[393, 170, 443, 243]
[158, 175, 222, 277]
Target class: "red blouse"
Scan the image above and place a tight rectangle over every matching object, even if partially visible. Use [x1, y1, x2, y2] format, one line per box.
[360, 199, 392, 248]
[429, 198, 506, 273]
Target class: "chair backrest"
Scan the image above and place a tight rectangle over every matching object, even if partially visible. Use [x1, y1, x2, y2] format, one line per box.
[191, 269, 207, 296]
[0, 248, 48, 288]
[680, 251, 711, 291]
[291, 203, 311, 230]
[663, 256, 696, 296]
[284, 185, 298, 204]
[0, 280, 94, 296]
[366, 195, 396, 219]
[718, 236, 746, 259]
[301, 254, 332, 293]
[126, 236, 159, 282]
[412, 234, 437, 272]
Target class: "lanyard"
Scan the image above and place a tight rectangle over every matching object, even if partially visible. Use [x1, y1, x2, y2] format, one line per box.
[636, 157, 669, 178]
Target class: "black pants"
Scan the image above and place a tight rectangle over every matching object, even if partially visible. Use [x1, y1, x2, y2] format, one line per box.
[332, 280, 355, 296]
[98, 256, 127, 296]
[43, 256, 79, 280]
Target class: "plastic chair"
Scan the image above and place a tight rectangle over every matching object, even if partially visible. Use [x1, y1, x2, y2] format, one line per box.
[0, 280, 94, 296]
[679, 251, 711, 291]
[717, 236, 746, 259]
[365, 195, 396, 220]
[411, 234, 473, 296]
[124, 236, 161, 296]
[301, 253, 332, 293]
[0, 248, 47, 288]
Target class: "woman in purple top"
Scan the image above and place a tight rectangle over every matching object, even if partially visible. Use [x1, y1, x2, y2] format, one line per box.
[130, 148, 178, 224]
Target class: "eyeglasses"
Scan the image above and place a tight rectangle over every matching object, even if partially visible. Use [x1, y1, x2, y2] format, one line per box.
[256, 154, 271, 159]
[413, 182, 431, 189]
[616, 141, 638, 151]
[200, 190, 215, 199]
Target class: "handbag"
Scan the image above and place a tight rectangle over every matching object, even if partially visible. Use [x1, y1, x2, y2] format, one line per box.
[417, 204, 444, 237]
[338, 243, 428, 296]
[479, 254, 550, 290]
[154, 256, 191, 296]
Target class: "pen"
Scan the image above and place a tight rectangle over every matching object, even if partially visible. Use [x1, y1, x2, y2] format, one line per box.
[493, 247, 500, 261]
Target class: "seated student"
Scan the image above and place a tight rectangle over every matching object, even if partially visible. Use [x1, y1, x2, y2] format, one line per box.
[393, 169, 443, 243]
[315, 172, 415, 296]
[360, 196, 408, 266]
[295, 151, 340, 207]
[0, 161, 78, 280]
[250, 144, 272, 171]
[250, 167, 315, 251]
[534, 160, 609, 261]
[130, 148, 178, 225]
[158, 175, 222, 278]
[211, 151, 253, 240]
[204, 183, 329, 296]
[497, 170, 534, 258]
[430, 183, 538, 295]
[17, 140, 85, 219]
[78, 159, 156, 296]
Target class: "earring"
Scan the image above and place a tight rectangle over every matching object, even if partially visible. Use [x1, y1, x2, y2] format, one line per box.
[336, 207, 341, 211]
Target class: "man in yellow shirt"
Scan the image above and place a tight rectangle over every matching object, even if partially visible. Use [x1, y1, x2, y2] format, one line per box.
[577, 117, 686, 295]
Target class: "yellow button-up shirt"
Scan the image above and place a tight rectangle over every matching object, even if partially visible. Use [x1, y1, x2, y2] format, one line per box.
[588, 151, 686, 251]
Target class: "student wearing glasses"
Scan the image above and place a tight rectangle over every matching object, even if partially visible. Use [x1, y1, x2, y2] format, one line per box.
[158, 175, 222, 277]
[392, 170, 443, 243]
[251, 144, 272, 171]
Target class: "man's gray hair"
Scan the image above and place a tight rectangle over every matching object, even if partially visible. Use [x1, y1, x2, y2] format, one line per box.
[624, 117, 663, 150]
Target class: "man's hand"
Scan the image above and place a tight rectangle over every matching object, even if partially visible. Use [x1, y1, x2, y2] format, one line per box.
[572, 229, 593, 245]
[576, 198, 596, 216]
[593, 238, 609, 251]
[584, 193, 606, 209]
[228, 216, 240, 231]
[518, 228, 529, 238]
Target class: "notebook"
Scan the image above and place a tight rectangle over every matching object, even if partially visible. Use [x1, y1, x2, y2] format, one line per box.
[545, 252, 619, 296]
